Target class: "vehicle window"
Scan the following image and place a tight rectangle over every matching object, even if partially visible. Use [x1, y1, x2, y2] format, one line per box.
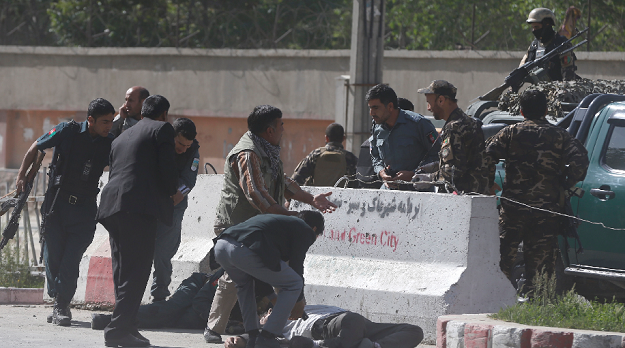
[604, 125, 625, 171]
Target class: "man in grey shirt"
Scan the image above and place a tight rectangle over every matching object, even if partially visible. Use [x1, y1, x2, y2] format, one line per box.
[367, 84, 441, 190]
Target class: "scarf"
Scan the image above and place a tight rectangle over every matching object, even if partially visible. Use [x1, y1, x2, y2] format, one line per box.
[249, 131, 281, 180]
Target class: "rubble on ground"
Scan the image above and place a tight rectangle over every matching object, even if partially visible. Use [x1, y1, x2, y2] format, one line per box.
[498, 79, 625, 119]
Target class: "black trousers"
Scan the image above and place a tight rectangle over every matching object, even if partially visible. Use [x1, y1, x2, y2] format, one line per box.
[322, 312, 423, 348]
[101, 211, 157, 340]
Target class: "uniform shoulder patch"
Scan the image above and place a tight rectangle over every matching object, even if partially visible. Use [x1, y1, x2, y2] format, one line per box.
[428, 132, 437, 144]
[191, 158, 199, 172]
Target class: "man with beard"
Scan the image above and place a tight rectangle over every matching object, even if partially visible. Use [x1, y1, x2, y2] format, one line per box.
[413, 80, 489, 194]
[367, 84, 440, 191]
[204, 105, 337, 344]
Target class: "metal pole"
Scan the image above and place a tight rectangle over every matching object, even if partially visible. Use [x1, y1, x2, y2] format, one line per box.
[25, 204, 37, 266]
[471, 3, 476, 47]
[22, 205, 29, 266]
[587, 0, 591, 52]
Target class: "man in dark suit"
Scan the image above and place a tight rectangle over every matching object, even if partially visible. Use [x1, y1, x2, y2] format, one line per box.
[97, 95, 178, 347]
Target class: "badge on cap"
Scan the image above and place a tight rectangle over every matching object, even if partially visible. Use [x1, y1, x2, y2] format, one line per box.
[191, 158, 199, 172]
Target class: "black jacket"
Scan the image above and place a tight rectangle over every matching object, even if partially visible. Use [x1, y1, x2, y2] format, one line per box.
[216, 214, 317, 278]
[97, 118, 178, 225]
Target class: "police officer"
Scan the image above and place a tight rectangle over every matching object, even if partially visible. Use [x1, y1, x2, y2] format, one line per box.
[291, 123, 358, 188]
[151, 117, 201, 302]
[520, 8, 577, 81]
[485, 90, 589, 295]
[413, 80, 489, 194]
[367, 84, 440, 190]
[15, 98, 115, 326]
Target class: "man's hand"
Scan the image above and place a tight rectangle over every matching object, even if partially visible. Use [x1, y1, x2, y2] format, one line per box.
[379, 168, 394, 189]
[172, 190, 185, 206]
[393, 170, 414, 183]
[224, 336, 246, 348]
[489, 182, 502, 195]
[118, 105, 128, 120]
[288, 299, 306, 320]
[311, 192, 336, 213]
[15, 176, 26, 195]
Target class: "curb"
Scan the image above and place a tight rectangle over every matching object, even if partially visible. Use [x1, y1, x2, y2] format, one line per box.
[0, 287, 44, 304]
[438, 314, 625, 348]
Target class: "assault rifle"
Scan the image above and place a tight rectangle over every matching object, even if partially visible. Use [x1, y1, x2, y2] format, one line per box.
[0, 150, 46, 250]
[479, 28, 588, 101]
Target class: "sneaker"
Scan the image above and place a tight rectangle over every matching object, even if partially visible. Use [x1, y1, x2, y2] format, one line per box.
[256, 334, 281, 348]
[203, 327, 222, 343]
[51, 302, 71, 326]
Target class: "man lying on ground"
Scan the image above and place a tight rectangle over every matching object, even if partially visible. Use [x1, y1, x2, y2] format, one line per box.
[224, 304, 424, 348]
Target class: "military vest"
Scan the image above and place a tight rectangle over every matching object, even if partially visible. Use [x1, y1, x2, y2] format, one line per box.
[214, 132, 285, 232]
[311, 147, 347, 187]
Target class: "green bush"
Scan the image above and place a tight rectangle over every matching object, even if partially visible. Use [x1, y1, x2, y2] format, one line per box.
[0, 241, 45, 288]
[490, 269, 625, 333]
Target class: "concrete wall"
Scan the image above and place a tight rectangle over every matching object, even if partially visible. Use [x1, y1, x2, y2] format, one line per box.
[71, 174, 516, 344]
[2, 46, 624, 172]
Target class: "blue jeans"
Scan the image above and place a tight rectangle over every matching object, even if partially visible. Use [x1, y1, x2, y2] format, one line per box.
[151, 201, 187, 299]
[214, 237, 303, 336]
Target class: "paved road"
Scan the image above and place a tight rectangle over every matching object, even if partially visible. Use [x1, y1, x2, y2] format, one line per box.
[0, 304, 435, 347]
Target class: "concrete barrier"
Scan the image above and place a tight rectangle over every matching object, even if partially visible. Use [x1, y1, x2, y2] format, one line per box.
[289, 187, 517, 344]
[67, 174, 515, 344]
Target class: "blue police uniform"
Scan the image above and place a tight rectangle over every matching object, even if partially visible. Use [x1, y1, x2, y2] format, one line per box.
[151, 139, 200, 300]
[370, 109, 441, 190]
[37, 120, 113, 305]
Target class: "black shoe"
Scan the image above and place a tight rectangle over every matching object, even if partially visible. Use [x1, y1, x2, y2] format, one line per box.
[104, 333, 150, 347]
[52, 301, 71, 326]
[203, 327, 222, 343]
[130, 330, 150, 344]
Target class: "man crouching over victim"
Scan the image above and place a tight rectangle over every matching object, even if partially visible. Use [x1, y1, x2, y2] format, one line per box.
[213, 211, 325, 348]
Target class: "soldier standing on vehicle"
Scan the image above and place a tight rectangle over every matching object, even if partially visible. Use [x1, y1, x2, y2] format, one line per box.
[412, 80, 489, 194]
[485, 90, 589, 295]
[291, 123, 358, 188]
[15, 99, 115, 326]
[520, 8, 577, 81]
[367, 84, 440, 191]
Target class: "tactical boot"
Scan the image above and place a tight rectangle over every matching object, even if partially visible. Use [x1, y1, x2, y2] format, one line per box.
[51, 301, 71, 326]
[47, 303, 72, 323]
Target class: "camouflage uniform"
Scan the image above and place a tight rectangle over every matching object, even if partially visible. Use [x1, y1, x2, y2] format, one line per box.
[485, 118, 589, 292]
[521, 34, 577, 81]
[432, 108, 489, 194]
[291, 142, 358, 188]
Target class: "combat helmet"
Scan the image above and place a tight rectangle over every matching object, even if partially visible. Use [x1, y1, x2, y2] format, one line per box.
[527, 8, 557, 26]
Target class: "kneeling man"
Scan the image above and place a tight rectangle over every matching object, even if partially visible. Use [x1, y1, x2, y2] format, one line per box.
[214, 211, 324, 348]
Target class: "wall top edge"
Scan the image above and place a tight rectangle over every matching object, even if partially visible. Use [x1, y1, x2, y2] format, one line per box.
[0, 46, 622, 60]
